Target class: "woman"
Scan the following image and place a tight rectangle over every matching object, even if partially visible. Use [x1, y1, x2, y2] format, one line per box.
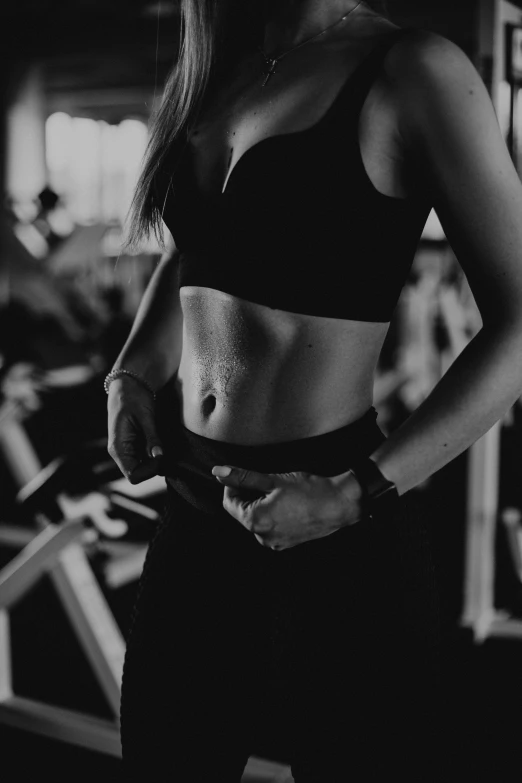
[108, 1, 522, 780]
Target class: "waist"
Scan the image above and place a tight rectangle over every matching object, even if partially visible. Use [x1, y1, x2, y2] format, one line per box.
[159, 404, 386, 516]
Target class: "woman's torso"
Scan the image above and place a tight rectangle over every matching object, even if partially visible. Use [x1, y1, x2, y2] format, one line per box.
[171, 16, 423, 444]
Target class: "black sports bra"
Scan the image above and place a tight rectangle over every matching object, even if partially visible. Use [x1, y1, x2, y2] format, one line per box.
[156, 27, 432, 322]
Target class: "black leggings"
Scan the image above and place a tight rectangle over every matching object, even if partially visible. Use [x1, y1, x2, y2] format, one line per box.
[120, 407, 448, 781]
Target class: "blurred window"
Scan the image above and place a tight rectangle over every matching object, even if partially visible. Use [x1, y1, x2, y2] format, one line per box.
[45, 113, 149, 229]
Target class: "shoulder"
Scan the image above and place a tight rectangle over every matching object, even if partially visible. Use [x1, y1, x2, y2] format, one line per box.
[383, 28, 486, 110]
[381, 28, 496, 149]
[385, 27, 473, 76]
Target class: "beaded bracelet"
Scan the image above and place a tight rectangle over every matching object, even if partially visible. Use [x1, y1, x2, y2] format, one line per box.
[104, 368, 157, 400]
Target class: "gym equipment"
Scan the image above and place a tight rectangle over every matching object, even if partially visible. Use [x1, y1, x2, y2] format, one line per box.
[0, 371, 294, 781]
[0, 391, 128, 756]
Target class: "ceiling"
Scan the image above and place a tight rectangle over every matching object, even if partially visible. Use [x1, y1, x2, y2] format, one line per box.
[2, 0, 181, 103]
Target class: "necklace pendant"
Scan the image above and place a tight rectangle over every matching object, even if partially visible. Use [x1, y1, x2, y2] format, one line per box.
[261, 58, 278, 88]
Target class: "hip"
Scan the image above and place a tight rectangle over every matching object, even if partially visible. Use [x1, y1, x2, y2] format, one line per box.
[154, 401, 438, 599]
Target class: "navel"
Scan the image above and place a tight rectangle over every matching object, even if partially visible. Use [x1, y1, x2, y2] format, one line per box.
[201, 394, 217, 417]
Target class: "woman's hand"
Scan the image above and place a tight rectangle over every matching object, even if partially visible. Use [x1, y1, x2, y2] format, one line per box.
[107, 376, 164, 484]
[211, 465, 363, 550]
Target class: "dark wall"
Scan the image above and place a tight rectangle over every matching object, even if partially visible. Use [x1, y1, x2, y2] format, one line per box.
[1, 1, 181, 103]
[390, 0, 479, 54]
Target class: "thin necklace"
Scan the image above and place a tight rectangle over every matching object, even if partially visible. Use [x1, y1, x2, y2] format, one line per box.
[258, 1, 364, 87]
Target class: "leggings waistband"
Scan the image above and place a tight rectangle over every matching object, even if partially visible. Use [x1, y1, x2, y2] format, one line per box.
[162, 406, 386, 516]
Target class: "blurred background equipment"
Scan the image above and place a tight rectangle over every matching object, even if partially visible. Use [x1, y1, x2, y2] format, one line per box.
[0, 361, 163, 750]
[1, 0, 522, 780]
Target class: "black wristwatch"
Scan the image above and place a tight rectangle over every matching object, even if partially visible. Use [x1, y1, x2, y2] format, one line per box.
[349, 457, 400, 522]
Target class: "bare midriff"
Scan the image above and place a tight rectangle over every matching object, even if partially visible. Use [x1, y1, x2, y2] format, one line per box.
[173, 284, 389, 445]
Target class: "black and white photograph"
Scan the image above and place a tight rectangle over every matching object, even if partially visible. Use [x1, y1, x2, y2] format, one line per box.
[1, 1, 522, 780]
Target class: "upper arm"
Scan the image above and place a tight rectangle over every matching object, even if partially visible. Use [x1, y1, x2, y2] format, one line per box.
[390, 30, 522, 326]
[156, 229, 182, 319]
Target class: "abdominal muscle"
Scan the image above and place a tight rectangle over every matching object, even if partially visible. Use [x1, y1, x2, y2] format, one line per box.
[173, 283, 389, 445]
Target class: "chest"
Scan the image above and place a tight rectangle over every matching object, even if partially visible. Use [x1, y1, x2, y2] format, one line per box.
[184, 44, 413, 200]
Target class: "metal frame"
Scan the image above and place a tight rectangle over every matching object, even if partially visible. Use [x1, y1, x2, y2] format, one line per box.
[0, 397, 293, 780]
[0, 520, 123, 755]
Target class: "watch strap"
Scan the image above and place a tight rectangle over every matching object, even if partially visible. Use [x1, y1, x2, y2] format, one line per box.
[349, 457, 400, 521]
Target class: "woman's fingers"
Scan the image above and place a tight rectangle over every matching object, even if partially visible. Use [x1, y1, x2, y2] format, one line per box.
[108, 414, 163, 484]
[128, 458, 164, 484]
[212, 466, 276, 492]
[139, 407, 164, 460]
[221, 485, 275, 535]
[108, 441, 163, 484]
[107, 382, 165, 484]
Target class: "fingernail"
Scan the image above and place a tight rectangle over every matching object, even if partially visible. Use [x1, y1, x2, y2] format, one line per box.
[151, 446, 163, 458]
[212, 466, 231, 477]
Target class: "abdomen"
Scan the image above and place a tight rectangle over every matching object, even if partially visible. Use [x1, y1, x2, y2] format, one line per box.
[175, 285, 389, 444]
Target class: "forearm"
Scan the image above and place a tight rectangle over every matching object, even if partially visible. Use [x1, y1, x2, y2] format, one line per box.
[337, 321, 522, 499]
[113, 243, 183, 391]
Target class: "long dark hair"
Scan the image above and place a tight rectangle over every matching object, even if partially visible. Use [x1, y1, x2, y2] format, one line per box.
[123, 1, 390, 253]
